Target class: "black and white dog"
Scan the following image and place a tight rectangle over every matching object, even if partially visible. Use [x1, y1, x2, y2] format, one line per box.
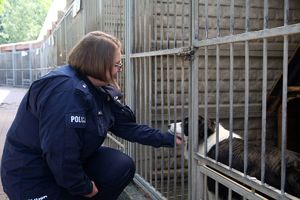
[169, 116, 300, 199]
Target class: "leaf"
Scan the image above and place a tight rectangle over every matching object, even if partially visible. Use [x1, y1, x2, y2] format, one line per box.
[0, 0, 51, 44]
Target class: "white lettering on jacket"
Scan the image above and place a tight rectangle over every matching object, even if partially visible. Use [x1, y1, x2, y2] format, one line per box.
[70, 115, 86, 123]
[65, 113, 87, 128]
[28, 195, 48, 200]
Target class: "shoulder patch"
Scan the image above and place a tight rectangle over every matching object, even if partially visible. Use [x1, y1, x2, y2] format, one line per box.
[65, 113, 87, 128]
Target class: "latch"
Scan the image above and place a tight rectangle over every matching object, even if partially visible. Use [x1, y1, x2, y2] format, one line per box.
[176, 47, 195, 61]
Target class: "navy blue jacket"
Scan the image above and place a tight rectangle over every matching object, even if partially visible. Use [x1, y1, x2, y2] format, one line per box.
[1, 65, 174, 199]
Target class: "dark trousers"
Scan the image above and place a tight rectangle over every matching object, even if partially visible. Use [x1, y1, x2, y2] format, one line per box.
[63, 146, 136, 200]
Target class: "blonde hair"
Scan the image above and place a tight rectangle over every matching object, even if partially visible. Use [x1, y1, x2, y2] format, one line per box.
[68, 31, 121, 88]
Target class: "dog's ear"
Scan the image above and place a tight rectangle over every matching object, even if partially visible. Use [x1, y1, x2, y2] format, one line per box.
[207, 118, 216, 135]
[198, 116, 216, 140]
[183, 117, 189, 136]
[183, 116, 215, 138]
[198, 116, 206, 140]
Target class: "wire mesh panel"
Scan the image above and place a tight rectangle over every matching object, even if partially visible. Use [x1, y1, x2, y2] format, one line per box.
[131, 54, 190, 200]
[0, 53, 5, 85]
[0, 52, 12, 85]
[127, 1, 192, 199]
[82, 0, 125, 46]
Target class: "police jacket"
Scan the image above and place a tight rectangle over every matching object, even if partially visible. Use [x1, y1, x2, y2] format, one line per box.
[1, 65, 174, 199]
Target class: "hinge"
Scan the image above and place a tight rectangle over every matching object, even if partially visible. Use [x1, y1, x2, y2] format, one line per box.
[176, 47, 195, 61]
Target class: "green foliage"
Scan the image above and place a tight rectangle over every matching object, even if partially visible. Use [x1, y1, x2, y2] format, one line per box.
[0, 0, 5, 14]
[0, 0, 51, 44]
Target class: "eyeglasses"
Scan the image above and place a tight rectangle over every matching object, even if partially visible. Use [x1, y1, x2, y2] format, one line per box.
[114, 61, 123, 70]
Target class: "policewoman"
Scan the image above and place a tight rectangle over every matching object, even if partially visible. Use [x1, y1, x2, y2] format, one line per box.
[1, 31, 182, 200]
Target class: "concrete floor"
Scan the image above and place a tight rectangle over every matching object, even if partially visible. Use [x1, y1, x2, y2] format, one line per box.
[0, 86, 26, 199]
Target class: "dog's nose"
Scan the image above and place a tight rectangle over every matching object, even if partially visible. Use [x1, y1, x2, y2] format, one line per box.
[168, 125, 171, 129]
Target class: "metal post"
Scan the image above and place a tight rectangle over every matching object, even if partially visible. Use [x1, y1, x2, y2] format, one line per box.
[190, 0, 199, 199]
[229, 0, 235, 172]
[244, 0, 250, 177]
[125, 0, 134, 156]
[261, 0, 269, 185]
[29, 44, 33, 85]
[12, 45, 16, 86]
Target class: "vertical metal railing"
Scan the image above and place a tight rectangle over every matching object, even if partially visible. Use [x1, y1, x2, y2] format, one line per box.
[125, 0, 133, 158]
[281, 0, 289, 195]
[261, 0, 268, 186]
[192, 0, 300, 200]
[243, 0, 250, 179]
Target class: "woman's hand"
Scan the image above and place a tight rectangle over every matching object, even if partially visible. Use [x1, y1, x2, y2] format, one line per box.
[84, 181, 99, 198]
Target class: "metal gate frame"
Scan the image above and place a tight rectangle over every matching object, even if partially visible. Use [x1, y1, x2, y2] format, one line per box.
[189, 0, 300, 200]
[123, 0, 300, 199]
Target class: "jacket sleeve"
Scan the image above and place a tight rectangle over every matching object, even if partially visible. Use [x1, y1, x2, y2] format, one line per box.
[31, 82, 93, 196]
[109, 102, 175, 148]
